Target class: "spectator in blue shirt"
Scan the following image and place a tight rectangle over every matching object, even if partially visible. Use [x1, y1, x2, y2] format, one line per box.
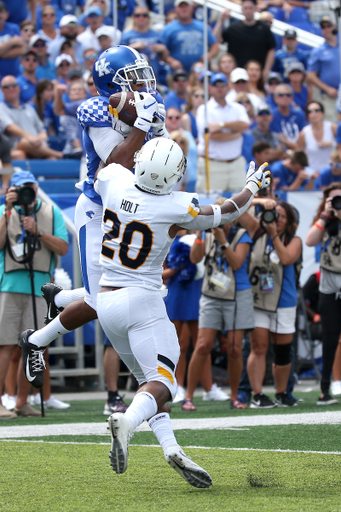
[120, 6, 169, 87]
[307, 15, 340, 123]
[315, 150, 341, 189]
[51, 0, 85, 16]
[271, 150, 316, 190]
[30, 34, 57, 81]
[161, 0, 219, 74]
[17, 50, 40, 104]
[270, 83, 306, 150]
[165, 69, 189, 113]
[0, 1, 25, 79]
[30, 78, 61, 148]
[273, 29, 308, 80]
[285, 61, 312, 111]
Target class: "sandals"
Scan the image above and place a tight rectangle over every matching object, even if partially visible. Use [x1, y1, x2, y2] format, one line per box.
[181, 399, 196, 411]
[230, 398, 247, 410]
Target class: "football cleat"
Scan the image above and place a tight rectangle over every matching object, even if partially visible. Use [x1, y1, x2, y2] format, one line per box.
[20, 329, 46, 389]
[41, 283, 64, 325]
[108, 413, 133, 474]
[165, 446, 212, 488]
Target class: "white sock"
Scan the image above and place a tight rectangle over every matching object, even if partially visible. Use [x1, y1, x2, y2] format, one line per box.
[28, 316, 71, 348]
[148, 412, 180, 453]
[124, 392, 158, 430]
[54, 287, 86, 309]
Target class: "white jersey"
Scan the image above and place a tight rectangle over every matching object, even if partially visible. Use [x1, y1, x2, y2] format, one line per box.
[95, 164, 200, 290]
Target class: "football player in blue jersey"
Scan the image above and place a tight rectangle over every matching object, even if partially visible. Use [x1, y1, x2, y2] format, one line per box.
[20, 46, 167, 410]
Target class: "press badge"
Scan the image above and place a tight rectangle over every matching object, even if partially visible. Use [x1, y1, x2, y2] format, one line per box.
[12, 243, 24, 258]
[261, 274, 274, 293]
[210, 271, 231, 289]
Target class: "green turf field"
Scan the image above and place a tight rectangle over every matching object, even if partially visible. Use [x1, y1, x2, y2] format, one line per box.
[1, 391, 341, 512]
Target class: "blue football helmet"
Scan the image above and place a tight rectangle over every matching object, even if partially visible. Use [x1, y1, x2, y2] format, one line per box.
[92, 45, 156, 97]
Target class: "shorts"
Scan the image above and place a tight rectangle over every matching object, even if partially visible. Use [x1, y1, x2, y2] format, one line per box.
[0, 292, 46, 346]
[74, 193, 103, 311]
[97, 287, 180, 400]
[254, 306, 297, 334]
[199, 288, 255, 332]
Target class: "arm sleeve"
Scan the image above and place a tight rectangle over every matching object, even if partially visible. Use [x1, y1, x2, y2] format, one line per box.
[88, 126, 124, 163]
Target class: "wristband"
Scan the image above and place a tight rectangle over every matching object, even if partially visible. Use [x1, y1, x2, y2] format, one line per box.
[271, 234, 279, 242]
[220, 242, 230, 250]
[134, 117, 152, 133]
[313, 314, 321, 323]
[245, 181, 259, 196]
[314, 222, 324, 230]
[194, 238, 204, 244]
[3, 209, 11, 217]
[211, 204, 222, 228]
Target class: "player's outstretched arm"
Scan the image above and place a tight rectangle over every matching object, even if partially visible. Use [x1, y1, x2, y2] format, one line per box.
[106, 93, 158, 170]
[178, 162, 271, 232]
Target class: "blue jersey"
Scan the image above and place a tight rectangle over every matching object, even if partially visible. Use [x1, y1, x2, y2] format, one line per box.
[273, 48, 308, 79]
[17, 75, 37, 104]
[315, 165, 341, 188]
[270, 105, 306, 143]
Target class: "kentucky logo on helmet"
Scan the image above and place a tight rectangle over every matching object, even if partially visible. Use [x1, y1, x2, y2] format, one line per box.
[95, 58, 111, 77]
[151, 173, 159, 180]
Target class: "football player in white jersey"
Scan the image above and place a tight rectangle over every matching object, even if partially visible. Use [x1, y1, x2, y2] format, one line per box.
[94, 137, 271, 487]
[20, 46, 166, 414]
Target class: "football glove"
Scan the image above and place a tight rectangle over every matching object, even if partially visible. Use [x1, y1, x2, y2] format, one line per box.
[151, 103, 166, 137]
[245, 161, 271, 195]
[133, 91, 158, 132]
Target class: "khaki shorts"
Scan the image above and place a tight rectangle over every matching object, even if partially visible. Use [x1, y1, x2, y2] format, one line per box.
[0, 292, 46, 346]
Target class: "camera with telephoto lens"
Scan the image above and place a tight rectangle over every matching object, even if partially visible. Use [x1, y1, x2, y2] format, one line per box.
[331, 195, 341, 210]
[13, 185, 36, 206]
[260, 208, 279, 224]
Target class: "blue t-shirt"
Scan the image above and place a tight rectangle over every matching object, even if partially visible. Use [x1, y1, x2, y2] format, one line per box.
[2, 0, 28, 25]
[17, 75, 37, 104]
[273, 48, 308, 79]
[307, 40, 340, 89]
[266, 236, 298, 307]
[271, 160, 308, 188]
[51, 0, 85, 15]
[234, 231, 252, 290]
[120, 29, 164, 83]
[270, 105, 306, 142]
[293, 85, 308, 111]
[315, 165, 341, 188]
[0, 22, 21, 79]
[161, 19, 217, 74]
[164, 91, 187, 113]
[36, 61, 57, 81]
[0, 201, 68, 296]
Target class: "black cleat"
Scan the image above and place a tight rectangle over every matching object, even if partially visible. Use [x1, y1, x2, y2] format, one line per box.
[20, 329, 46, 389]
[41, 283, 64, 325]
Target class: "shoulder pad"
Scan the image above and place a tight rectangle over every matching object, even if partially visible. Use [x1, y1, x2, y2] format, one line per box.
[77, 96, 113, 129]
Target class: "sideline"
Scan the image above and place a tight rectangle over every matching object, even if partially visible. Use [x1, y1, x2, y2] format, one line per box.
[0, 411, 341, 439]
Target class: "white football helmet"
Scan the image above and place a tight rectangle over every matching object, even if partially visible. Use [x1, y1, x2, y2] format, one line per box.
[134, 138, 187, 195]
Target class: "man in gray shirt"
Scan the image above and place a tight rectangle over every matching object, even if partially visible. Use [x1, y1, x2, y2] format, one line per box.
[251, 103, 286, 163]
[0, 75, 62, 160]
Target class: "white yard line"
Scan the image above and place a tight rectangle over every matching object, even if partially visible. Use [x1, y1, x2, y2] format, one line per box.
[0, 411, 340, 439]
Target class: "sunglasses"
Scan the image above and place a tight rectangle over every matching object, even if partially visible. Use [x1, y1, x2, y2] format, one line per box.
[307, 108, 322, 114]
[332, 163, 341, 169]
[177, 139, 187, 144]
[2, 83, 18, 89]
[193, 93, 204, 98]
[24, 57, 38, 62]
[235, 80, 247, 84]
[42, 12, 56, 16]
[59, 62, 71, 67]
[33, 42, 46, 47]
[258, 111, 271, 116]
[134, 13, 149, 17]
[268, 80, 279, 85]
[167, 116, 180, 120]
[85, 53, 98, 61]
[194, 66, 203, 73]
[173, 77, 187, 82]
[277, 93, 292, 97]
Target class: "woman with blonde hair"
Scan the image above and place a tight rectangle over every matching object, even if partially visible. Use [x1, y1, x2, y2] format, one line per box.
[181, 86, 204, 142]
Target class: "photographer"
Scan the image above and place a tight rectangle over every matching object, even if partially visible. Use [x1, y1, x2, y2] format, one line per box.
[183, 199, 254, 410]
[0, 171, 68, 419]
[240, 200, 302, 408]
[306, 183, 341, 405]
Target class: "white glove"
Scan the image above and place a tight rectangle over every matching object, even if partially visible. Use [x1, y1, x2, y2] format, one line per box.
[133, 91, 158, 132]
[245, 161, 271, 195]
[151, 103, 166, 137]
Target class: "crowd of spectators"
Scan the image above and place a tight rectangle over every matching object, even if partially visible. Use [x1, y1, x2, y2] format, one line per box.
[1, 0, 341, 411]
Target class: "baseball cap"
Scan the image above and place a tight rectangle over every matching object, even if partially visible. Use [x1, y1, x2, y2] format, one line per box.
[285, 61, 305, 78]
[284, 29, 297, 39]
[320, 15, 333, 26]
[230, 67, 249, 83]
[95, 26, 115, 38]
[68, 69, 83, 80]
[173, 69, 188, 81]
[9, 171, 38, 187]
[29, 34, 47, 48]
[267, 71, 282, 84]
[257, 103, 272, 115]
[174, 0, 192, 6]
[210, 72, 228, 86]
[55, 53, 73, 67]
[85, 5, 103, 16]
[59, 14, 78, 27]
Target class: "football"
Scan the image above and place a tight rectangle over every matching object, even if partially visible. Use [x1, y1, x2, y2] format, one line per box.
[109, 91, 138, 126]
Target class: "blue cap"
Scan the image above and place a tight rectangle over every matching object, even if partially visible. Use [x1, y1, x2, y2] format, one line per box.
[9, 171, 38, 187]
[210, 72, 228, 86]
[86, 5, 102, 16]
